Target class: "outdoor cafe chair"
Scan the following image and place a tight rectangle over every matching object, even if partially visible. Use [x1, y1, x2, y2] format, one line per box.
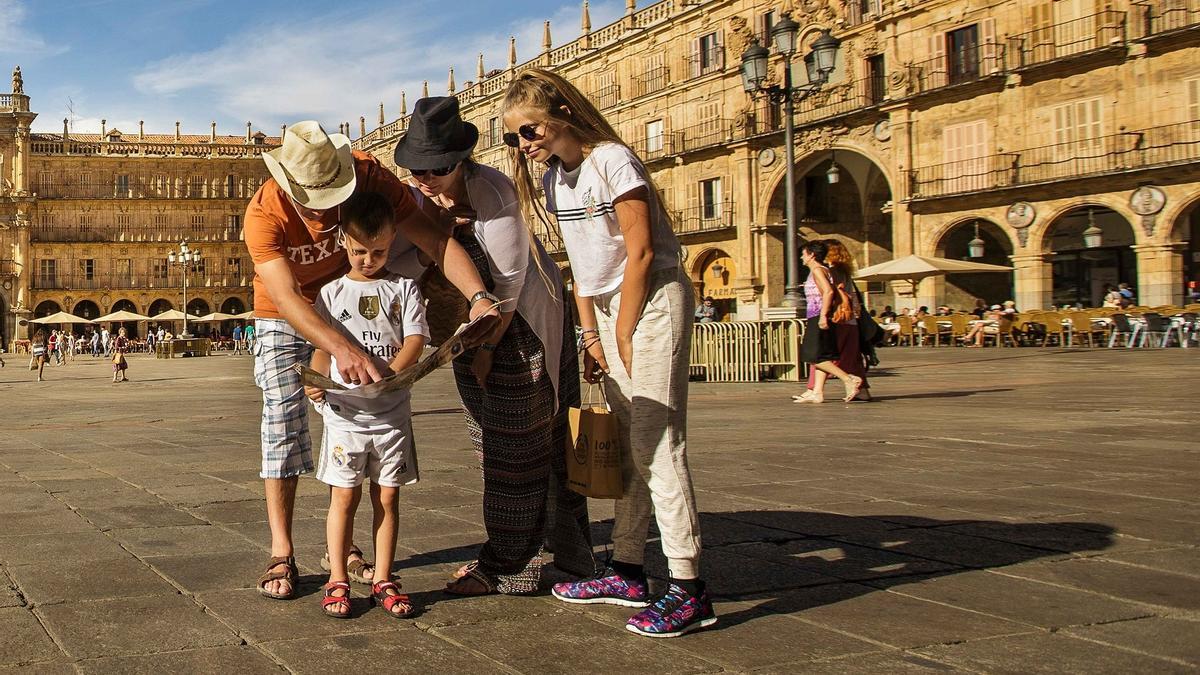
[983, 317, 1015, 347]
[948, 314, 971, 346]
[1180, 312, 1198, 348]
[919, 316, 950, 346]
[1137, 313, 1180, 348]
[896, 316, 915, 346]
[1039, 312, 1070, 347]
[1107, 313, 1137, 348]
[1067, 312, 1105, 348]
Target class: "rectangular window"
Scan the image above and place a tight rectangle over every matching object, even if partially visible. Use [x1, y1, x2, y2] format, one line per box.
[189, 176, 205, 198]
[153, 213, 168, 227]
[868, 54, 887, 104]
[80, 213, 94, 227]
[639, 53, 668, 96]
[645, 120, 664, 155]
[488, 117, 500, 147]
[700, 178, 723, 220]
[1188, 78, 1199, 135]
[227, 257, 242, 278]
[116, 213, 131, 227]
[153, 261, 169, 280]
[116, 259, 132, 285]
[37, 171, 53, 194]
[79, 259, 95, 280]
[190, 214, 205, 230]
[947, 25, 980, 85]
[39, 212, 53, 226]
[38, 259, 57, 287]
[760, 9, 777, 42]
[943, 119, 991, 193]
[79, 172, 93, 197]
[1053, 97, 1104, 175]
[115, 174, 130, 197]
[1055, 0, 1097, 56]
[154, 173, 169, 197]
[226, 174, 237, 198]
[699, 32, 720, 73]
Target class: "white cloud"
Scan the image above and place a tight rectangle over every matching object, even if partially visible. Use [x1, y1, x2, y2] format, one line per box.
[128, 1, 628, 133]
[0, 0, 65, 56]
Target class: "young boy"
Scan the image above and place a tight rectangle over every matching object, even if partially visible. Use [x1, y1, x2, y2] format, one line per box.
[304, 191, 429, 619]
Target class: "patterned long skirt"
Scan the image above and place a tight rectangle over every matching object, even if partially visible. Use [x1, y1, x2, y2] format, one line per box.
[453, 309, 595, 593]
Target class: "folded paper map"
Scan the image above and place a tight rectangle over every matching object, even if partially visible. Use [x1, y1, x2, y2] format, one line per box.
[293, 300, 508, 398]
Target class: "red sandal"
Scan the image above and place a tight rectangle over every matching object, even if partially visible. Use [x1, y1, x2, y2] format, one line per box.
[321, 581, 353, 619]
[371, 580, 416, 618]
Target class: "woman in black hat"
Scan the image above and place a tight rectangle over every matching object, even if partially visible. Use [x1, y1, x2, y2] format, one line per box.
[393, 97, 596, 595]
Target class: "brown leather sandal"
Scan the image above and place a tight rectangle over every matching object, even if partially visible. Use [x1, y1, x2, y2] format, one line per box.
[319, 545, 375, 585]
[444, 562, 498, 596]
[257, 556, 298, 600]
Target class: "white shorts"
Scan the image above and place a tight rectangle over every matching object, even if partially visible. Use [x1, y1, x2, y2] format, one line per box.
[316, 419, 419, 489]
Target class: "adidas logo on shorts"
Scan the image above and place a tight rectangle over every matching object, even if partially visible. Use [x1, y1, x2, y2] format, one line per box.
[336, 309, 352, 322]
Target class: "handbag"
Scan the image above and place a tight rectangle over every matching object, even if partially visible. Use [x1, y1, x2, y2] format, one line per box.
[854, 286, 884, 347]
[829, 270, 856, 324]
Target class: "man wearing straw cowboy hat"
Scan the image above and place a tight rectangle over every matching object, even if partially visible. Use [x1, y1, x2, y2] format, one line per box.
[245, 120, 498, 599]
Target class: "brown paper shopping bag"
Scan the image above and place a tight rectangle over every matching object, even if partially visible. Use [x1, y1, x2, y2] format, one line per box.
[566, 384, 624, 499]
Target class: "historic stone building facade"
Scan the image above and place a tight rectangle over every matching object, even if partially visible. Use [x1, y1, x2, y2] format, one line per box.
[354, 0, 1199, 318]
[1, 67, 276, 345]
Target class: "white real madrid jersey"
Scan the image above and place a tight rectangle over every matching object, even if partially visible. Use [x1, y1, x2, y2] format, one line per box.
[313, 274, 430, 432]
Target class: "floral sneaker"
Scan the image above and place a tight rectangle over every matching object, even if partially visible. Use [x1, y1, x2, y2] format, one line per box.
[551, 572, 650, 608]
[625, 583, 718, 638]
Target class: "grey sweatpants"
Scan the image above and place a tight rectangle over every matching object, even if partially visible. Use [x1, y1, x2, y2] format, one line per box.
[593, 267, 702, 579]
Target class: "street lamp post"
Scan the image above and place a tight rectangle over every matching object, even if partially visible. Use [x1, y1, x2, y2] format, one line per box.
[741, 14, 841, 311]
[167, 241, 201, 338]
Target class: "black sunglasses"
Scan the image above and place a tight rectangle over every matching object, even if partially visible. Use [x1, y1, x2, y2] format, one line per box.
[502, 123, 545, 148]
[409, 163, 458, 177]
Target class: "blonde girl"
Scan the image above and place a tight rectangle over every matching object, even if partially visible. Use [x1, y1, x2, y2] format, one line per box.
[502, 69, 714, 639]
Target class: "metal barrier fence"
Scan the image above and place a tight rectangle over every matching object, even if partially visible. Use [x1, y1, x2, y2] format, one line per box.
[690, 319, 806, 383]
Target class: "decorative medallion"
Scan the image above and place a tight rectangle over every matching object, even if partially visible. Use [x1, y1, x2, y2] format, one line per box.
[1006, 202, 1036, 229]
[872, 119, 891, 142]
[758, 147, 777, 167]
[1129, 186, 1166, 216]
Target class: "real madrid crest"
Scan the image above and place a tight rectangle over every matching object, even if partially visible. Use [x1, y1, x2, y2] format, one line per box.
[389, 299, 403, 326]
[358, 295, 380, 320]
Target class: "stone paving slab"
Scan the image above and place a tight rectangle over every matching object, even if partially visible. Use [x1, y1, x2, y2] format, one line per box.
[0, 348, 1197, 673]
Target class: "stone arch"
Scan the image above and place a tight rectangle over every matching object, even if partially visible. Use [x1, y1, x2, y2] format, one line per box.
[691, 246, 737, 318]
[1028, 196, 1134, 255]
[148, 298, 174, 317]
[1168, 192, 1200, 302]
[111, 298, 137, 313]
[33, 300, 61, 318]
[72, 300, 101, 321]
[109, 299, 141, 338]
[186, 298, 210, 317]
[220, 296, 246, 315]
[931, 217, 1015, 307]
[758, 140, 897, 221]
[1042, 205, 1138, 308]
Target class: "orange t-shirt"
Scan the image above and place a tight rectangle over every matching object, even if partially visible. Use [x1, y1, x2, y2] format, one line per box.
[244, 151, 416, 319]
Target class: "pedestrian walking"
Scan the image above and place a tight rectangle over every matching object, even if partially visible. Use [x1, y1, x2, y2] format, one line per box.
[503, 69, 714, 637]
[394, 96, 596, 596]
[794, 240, 864, 404]
[111, 327, 130, 383]
[232, 323, 244, 355]
[795, 240, 870, 403]
[31, 329, 48, 382]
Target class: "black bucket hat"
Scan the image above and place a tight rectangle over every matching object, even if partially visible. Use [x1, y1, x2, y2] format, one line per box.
[392, 97, 479, 170]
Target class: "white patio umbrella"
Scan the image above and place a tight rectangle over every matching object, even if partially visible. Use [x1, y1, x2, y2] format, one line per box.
[150, 309, 188, 322]
[94, 309, 151, 323]
[854, 254, 1014, 295]
[30, 311, 95, 325]
[233, 310, 255, 320]
[192, 312, 237, 323]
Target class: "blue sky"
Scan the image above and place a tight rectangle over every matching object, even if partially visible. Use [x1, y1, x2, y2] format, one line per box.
[0, 0, 623, 136]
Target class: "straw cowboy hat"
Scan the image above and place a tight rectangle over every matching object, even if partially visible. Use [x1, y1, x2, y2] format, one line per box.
[392, 97, 479, 170]
[262, 121, 356, 210]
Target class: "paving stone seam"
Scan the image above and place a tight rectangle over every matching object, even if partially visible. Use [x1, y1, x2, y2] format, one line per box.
[1060, 619, 1200, 669]
[420, 623, 538, 675]
[986, 565, 1200, 618]
[912, 627, 1197, 671]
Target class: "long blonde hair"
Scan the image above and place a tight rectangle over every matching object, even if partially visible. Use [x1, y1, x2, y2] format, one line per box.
[501, 69, 673, 238]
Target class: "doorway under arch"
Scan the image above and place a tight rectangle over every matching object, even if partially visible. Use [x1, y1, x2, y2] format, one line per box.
[110, 299, 141, 338]
[34, 300, 61, 318]
[1173, 195, 1200, 303]
[73, 300, 101, 321]
[186, 299, 210, 317]
[220, 297, 245, 315]
[1045, 206, 1137, 308]
[148, 298, 174, 317]
[692, 248, 737, 320]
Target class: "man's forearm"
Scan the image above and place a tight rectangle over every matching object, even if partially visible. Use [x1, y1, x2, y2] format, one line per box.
[438, 237, 486, 300]
[274, 290, 352, 355]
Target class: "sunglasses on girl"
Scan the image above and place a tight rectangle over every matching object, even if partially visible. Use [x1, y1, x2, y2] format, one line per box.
[502, 123, 545, 148]
[409, 163, 458, 177]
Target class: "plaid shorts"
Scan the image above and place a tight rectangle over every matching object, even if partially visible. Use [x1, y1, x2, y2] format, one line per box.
[253, 319, 315, 479]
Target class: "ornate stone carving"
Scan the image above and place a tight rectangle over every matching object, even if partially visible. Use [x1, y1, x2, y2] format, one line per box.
[11, 66, 22, 94]
[729, 15, 757, 57]
[889, 68, 912, 96]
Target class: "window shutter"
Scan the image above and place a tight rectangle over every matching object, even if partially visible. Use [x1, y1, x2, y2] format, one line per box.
[755, 13, 767, 44]
[1188, 79, 1200, 125]
[690, 38, 701, 78]
[687, 180, 700, 225]
[715, 31, 725, 70]
[980, 18, 999, 74]
[1030, 2, 1054, 65]
[928, 34, 947, 90]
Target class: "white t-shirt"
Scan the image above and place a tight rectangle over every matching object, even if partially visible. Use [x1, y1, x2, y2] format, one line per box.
[544, 142, 681, 297]
[313, 274, 429, 433]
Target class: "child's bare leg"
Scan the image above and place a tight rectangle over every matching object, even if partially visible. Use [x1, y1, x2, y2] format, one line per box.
[325, 485, 361, 616]
[372, 483, 399, 590]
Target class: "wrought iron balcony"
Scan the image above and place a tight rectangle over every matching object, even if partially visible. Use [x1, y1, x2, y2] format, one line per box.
[674, 201, 735, 236]
[633, 66, 670, 98]
[1136, 1, 1200, 37]
[1005, 10, 1127, 70]
[593, 84, 622, 109]
[907, 119, 1200, 200]
[904, 43, 1006, 96]
[31, 272, 248, 291]
[629, 132, 683, 163]
[30, 224, 243, 243]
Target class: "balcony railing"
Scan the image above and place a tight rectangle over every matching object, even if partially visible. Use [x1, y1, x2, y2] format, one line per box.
[1006, 11, 1127, 70]
[906, 43, 1005, 96]
[28, 139, 276, 158]
[31, 272, 249, 291]
[1139, 0, 1200, 36]
[908, 119, 1200, 200]
[843, 0, 883, 27]
[678, 119, 734, 153]
[633, 66, 671, 98]
[32, 173, 265, 200]
[593, 84, 622, 109]
[629, 131, 683, 162]
[30, 224, 243, 243]
[674, 201, 735, 236]
[0, 93, 30, 113]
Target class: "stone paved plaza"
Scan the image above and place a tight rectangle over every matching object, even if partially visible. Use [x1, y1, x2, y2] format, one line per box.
[0, 347, 1197, 673]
